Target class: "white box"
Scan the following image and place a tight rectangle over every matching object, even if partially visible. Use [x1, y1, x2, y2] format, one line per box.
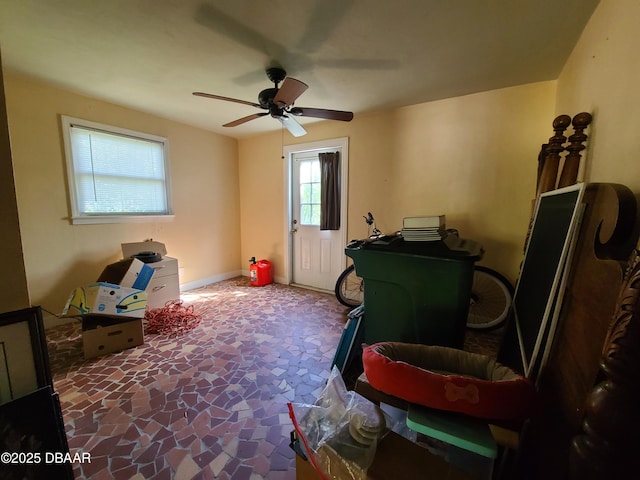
[121, 241, 180, 310]
[62, 282, 148, 318]
[97, 257, 155, 291]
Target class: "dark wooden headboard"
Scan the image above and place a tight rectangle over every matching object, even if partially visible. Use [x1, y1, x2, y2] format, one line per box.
[511, 113, 639, 478]
[545, 183, 637, 426]
[569, 242, 640, 478]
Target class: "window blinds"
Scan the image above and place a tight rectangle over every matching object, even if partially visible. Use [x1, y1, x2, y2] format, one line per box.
[69, 125, 168, 215]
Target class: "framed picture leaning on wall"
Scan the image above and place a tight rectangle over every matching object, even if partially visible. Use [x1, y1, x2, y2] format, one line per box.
[0, 306, 53, 405]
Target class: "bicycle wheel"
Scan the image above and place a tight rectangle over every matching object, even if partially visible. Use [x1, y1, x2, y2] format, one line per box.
[467, 266, 514, 330]
[335, 264, 364, 308]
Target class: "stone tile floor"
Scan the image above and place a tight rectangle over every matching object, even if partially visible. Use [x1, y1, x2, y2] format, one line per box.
[46, 277, 502, 480]
[47, 277, 349, 480]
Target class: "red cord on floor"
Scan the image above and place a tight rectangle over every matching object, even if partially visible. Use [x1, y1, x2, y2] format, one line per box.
[144, 300, 201, 336]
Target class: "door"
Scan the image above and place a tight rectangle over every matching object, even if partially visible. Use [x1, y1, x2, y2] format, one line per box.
[288, 141, 347, 291]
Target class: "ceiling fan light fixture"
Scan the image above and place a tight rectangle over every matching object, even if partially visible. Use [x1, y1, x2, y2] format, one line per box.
[277, 114, 307, 137]
[193, 67, 353, 133]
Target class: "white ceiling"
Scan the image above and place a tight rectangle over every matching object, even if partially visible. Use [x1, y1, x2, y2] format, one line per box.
[0, 0, 599, 139]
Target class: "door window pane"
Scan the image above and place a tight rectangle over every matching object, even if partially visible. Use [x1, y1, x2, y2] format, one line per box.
[299, 159, 320, 226]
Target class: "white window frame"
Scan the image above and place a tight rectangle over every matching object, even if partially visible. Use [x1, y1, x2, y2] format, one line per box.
[61, 115, 174, 225]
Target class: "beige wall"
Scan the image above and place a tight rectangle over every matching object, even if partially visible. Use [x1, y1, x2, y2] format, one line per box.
[7, 0, 636, 312]
[555, 0, 640, 192]
[5, 72, 241, 315]
[239, 81, 557, 284]
[238, 0, 640, 289]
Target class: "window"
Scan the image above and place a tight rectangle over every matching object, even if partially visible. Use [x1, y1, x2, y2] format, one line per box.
[61, 116, 173, 224]
[299, 158, 321, 225]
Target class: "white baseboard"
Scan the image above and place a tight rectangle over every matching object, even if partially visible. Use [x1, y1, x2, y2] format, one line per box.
[179, 269, 243, 292]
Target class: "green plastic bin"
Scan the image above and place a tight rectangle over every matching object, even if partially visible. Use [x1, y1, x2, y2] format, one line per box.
[345, 233, 482, 348]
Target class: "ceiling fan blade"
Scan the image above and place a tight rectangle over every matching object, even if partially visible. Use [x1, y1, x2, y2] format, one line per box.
[273, 78, 308, 107]
[223, 112, 268, 127]
[289, 107, 354, 122]
[193, 92, 261, 109]
[276, 114, 307, 137]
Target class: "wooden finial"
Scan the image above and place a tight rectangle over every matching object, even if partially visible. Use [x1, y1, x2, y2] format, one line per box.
[537, 114, 571, 195]
[558, 112, 593, 188]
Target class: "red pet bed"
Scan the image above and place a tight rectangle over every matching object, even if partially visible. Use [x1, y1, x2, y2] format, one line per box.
[362, 342, 535, 422]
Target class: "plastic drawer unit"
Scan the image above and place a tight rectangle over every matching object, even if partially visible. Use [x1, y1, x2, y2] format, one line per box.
[146, 257, 180, 309]
[345, 234, 482, 348]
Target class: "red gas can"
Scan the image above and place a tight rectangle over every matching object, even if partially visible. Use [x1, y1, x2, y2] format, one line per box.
[249, 258, 272, 286]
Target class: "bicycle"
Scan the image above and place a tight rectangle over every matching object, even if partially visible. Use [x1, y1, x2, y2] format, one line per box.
[466, 265, 514, 330]
[334, 213, 514, 330]
[334, 212, 380, 308]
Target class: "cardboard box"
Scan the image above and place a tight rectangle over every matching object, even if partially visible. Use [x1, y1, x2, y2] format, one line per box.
[121, 240, 181, 310]
[82, 314, 143, 359]
[97, 257, 155, 290]
[62, 282, 148, 318]
[294, 430, 475, 480]
[62, 248, 154, 320]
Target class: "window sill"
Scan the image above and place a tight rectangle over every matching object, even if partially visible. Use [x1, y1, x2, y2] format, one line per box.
[70, 214, 175, 225]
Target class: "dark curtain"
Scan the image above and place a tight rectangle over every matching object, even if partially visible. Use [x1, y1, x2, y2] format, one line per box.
[319, 151, 340, 230]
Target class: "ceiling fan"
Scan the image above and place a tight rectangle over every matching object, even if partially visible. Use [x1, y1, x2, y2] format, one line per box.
[193, 67, 353, 137]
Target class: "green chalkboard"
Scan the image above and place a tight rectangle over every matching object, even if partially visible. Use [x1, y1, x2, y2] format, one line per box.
[514, 183, 585, 377]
